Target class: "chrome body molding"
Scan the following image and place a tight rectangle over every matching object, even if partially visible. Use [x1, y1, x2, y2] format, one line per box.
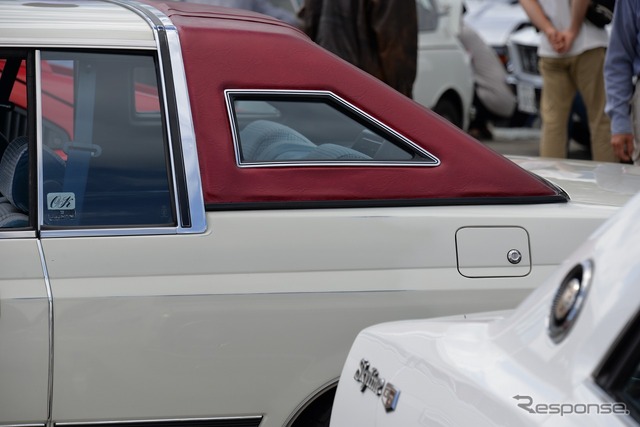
[224, 89, 441, 168]
[54, 417, 263, 427]
[36, 241, 54, 427]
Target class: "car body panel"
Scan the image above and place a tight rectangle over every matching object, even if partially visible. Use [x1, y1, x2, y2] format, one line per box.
[0, 2, 639, 427]
[509, 156, 640, 207]
[330, 190, 640, 427]
[0, 239, 49, 424]
[41, 199, 621, 423]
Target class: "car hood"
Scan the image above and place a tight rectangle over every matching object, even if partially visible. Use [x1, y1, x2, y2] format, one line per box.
[510, 156, 640, 207]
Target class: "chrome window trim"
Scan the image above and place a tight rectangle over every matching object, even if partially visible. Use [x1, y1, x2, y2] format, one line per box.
[225, 89, 441, 168]
[40, 227, 179, 239]
[36, 49, 44, 230]
[0, 230, 37, 239]
[31, 1, 207, 237]
[121, 0, 207, 234]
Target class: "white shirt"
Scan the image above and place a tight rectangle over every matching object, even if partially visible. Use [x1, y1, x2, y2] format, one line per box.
[537, 0, 608, 58]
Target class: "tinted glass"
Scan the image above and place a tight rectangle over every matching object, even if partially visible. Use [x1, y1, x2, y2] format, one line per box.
[40, 51, 174, 227]
[231, 94, 437, 165]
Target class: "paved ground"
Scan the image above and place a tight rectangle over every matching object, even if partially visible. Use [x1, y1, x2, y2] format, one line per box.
[480, 126, 592, 160]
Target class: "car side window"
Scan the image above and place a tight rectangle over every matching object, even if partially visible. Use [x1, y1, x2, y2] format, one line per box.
[40, 51, 175, 228]
[228, 92, 438, 165]
[0, 53, 30, 228]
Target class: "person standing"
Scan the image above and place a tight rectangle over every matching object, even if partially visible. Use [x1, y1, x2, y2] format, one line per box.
[459, 23, 517, 140]
[604, 0, 640, 164]
[519, 0, 615, 162]
[299, 0, 418, 98]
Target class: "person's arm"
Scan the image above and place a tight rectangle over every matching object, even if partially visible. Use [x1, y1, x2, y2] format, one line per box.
[519, 0, 563, 51]
[370, 0, 418, 97]
[605, 0, 639, 161]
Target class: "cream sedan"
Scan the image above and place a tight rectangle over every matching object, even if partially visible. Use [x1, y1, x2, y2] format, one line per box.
[0, 2, 639, 427]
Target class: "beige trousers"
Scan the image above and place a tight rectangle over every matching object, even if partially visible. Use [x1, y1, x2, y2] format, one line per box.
[539, 47, 616, 162]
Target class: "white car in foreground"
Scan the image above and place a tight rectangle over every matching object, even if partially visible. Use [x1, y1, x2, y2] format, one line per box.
[330, 190, 640, 426]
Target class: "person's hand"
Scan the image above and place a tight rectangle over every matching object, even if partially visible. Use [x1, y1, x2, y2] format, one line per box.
[611, 133, 635, 162]
[544, 27, 565, 53]
[555, 30, 577, 54]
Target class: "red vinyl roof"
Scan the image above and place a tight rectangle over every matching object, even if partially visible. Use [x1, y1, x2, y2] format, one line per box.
[149, 1, 561, 206]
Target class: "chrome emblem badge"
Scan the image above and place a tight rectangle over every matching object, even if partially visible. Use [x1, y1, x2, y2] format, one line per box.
[354, 358, 401, 412]
[354, 359, 385, 395]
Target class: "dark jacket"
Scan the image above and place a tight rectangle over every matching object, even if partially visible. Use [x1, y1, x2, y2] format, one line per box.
[300, 0, 418, 98]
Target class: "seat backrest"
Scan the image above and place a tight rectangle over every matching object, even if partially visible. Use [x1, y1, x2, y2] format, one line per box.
[0, 136, 29, 212]
[303, 143, 372, 161]
[0, 196, 28, 227]
[0, 136, 66, 214]
[240, 120, 316, 162]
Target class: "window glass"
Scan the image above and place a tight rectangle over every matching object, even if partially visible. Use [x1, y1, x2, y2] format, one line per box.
[0, 53, 30, 228]
[40, 51, 174, 227]
[133, 67, 161, 114]
[230, 93, 437, 165]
